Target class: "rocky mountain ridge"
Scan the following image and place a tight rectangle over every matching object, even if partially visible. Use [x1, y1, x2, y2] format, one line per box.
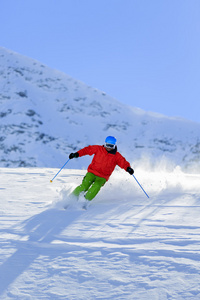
[0, 47, 200, 172]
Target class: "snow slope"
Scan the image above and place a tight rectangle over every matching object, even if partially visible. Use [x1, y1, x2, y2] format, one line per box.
[1, 47, 200, 299]
[1, 47, 200, 171]
[0, 167, 200, 299]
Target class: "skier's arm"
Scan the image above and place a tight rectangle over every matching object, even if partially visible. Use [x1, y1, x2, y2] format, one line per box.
[117, 153, 134, 174]
[69, 145, 98, 159]
[77, 145, 98, 157]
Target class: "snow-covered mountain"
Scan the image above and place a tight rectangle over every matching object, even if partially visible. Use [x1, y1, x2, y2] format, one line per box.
[1, 47, 200, 171]
[1, 47, 200, 299]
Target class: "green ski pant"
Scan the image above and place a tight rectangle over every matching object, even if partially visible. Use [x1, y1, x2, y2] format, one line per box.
[72, 172, 107, 201]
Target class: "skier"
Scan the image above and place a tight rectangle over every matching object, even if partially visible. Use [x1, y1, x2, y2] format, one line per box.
[69, 136, 134, 201]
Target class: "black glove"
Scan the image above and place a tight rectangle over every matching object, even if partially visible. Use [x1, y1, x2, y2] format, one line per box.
[126, 166, 134, 175]
[69, 152, 79, 159]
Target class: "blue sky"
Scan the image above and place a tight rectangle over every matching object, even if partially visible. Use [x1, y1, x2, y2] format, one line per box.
[1, 0, 200, 123]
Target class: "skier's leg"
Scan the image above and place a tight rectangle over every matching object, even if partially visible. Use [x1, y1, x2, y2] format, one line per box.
[72, 172, 95, 197]
[85, 176, 106, 201]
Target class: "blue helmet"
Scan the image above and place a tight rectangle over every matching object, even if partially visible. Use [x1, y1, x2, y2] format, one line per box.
[105, 136, 117, 149]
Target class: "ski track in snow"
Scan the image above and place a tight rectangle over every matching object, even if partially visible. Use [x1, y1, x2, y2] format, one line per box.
[0, 167, 200, 300]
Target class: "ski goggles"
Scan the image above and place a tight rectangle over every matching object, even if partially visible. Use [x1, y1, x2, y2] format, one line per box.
[105, 143, 115, 149]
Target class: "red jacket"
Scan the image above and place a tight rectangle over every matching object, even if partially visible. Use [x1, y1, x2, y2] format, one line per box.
[78, 145, 130, 181]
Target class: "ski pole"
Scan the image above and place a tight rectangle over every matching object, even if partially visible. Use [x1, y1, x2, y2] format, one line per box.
[50, 159, 70, 183]
[132, 174, 150, 198]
